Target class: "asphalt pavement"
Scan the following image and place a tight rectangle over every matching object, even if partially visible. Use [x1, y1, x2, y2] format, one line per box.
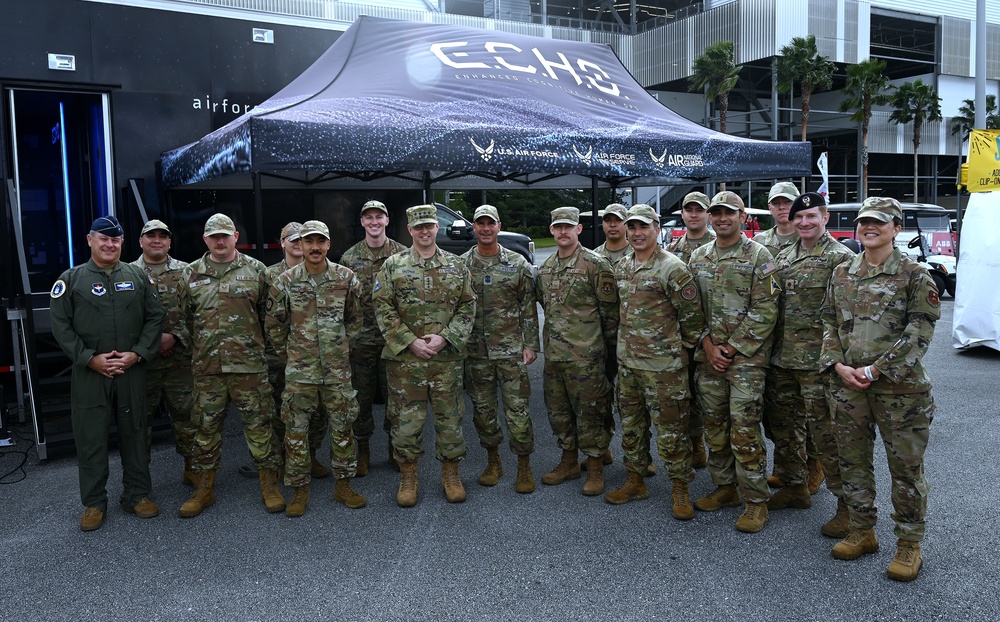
[0, 299, 997, 621]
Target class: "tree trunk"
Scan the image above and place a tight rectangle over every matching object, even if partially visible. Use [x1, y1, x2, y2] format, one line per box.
[913, 120, 922, 202]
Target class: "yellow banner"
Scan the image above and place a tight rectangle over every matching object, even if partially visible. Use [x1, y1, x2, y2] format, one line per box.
[968, 130, 1000, 192]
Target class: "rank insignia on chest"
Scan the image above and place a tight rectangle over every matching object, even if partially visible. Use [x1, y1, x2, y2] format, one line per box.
[92, 283, 107, 296]
[114, 281, 134, 291]
[484, 275, 492, 285]
[425, 276, 433, 290]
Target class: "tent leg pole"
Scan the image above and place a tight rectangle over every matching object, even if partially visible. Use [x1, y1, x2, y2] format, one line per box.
[253, 172, 264, 261]
[423, 171, 431, 204]
[591, 177, 599, 249]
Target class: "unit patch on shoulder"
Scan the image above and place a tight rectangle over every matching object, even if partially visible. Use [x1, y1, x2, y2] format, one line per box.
[373, 277, 382, 293]
[681, 283, 698, 301]
[769, 275, 782, 296]
[50, 280, 67, 299]
[928, 289, 940, 307]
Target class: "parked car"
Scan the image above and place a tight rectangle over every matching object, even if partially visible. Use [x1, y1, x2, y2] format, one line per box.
[436, 203, 535, 263]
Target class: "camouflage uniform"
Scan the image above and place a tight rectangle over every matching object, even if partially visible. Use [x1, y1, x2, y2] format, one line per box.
[131, 255, 195, 461]
[594, 242, 633, 266]
[461, 245, 540, 455]
[592, 242, 629, 436]
[615, 246, 704, 479]
[374, 247, 476, 462]
[821, 248, 939, 541]
[535, 244, 618, 457]
[753, 227, 802, 451]
[339, 236, 407, 441]
[689, 236, 779, 503]
[771, 232, 854, 493]
[266, 260, 364, 486]
[183, 251, 280, 472]
[666, 229, 716, 441]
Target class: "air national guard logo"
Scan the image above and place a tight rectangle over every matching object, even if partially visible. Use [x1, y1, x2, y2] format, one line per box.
[50, 280, 66, 299]
[92, 283, 107, 297]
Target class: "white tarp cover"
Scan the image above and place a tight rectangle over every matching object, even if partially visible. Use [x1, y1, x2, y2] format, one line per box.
[953, 191, 1000, 350]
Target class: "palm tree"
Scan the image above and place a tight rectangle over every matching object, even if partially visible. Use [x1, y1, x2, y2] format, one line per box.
[689, 40, 741, 135]
[776, 35, 835, 142]
[950, 94, 1000, 141]
[887, 79, 943, 202]
[839, 59, 891, 199]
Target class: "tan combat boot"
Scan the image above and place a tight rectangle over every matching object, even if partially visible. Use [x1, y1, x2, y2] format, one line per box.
[396, 461, 419, 507]
[582, 456, 605, 496]
[735, 502, 769, 533]
[831, 528, 880, 560]
[479, 447, 503, 486]
[259, 469, 286, 513]
[515, 454, 535, 494]
[690, 434, 708, 469]
[541, 449, 581, 485]
[821, 499, 851, 538]
[604, 470, 648, 505]
[285, 486, 309, 517]
[767, 474, 786, 488]
[766, 483, 813, 510]
[179, 470, 217, 518]
[183, 458, 196, 486]
[581, 449, 613, 469]
[644, 462, 657, 477]
[671, 479, 695, 520]
[807, 458, 825, 494]
[333, 478, 367, 509]
[694, 484, 741, 512]
[887, 540, 923, 582]
[442, 460, 466, 503]
[310, 448, 331, 479]
[80, 507, 105, 532]
[356, 439, 370, 477]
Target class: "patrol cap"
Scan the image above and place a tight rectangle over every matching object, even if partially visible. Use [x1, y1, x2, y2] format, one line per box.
[91, 215, 124, 238]
[707, 191, 745, 213]
[550, 206, 580, 226]
[473, 205, 500, 223]
[204, 213, 236, 236]
[855, 197, 903, 223]
[280, 222, 302, 242]
[602, 203, 627, 221]
[140, 219, 171, 236]
[788, 192, 828, 219]
[362, 200, 388, 216]
[768, 182, 800, 203]
[682, 192, 710, 211]
[624, 204, 658, 225]
[406, 204, 438, 227]
[299, 220, 330, 240]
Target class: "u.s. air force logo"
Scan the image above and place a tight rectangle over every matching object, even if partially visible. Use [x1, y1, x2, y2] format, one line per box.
[50, 280, 67, 299]
[471, 138, 495, 162]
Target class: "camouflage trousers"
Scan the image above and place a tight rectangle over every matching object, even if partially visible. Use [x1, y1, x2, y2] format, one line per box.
[143, 362, 195, 459]
[190, 372, 280, 472]
[268, 364, 326, 459]
[464, 357, 534, 455]
[696, 362, 770, 504]
[763, 367, 820, 481]
[830, 386, 934, 542]
[387, 359, 468, 463]
[767, 367, 842, 496]
[281, 381, 357, 487]
[350, 340, 394, 440]
[685, 350, 704, 439]
[617, 366, 694, 482]
[543, 358, 612, 457]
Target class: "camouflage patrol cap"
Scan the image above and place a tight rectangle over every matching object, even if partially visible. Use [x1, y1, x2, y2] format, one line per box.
[788, 192, 828, 219]
[406, 204, 438, 227]
[682, 192, 710, 211]
[624, 204, 658, 225]
[602, 203, 628, 221]
[203, 213, 236, 236]
[362, 200, 388, 215]
[551, 206, 580, 226]
[280, 222, 302, 242]
[707, 191, 745, 213]
[299, 220, 330, 240]
[140, 219, 171, 236]
[473, 205, 500, 223]
[855, 197, 903, 223]
[768, 181, 800, 203]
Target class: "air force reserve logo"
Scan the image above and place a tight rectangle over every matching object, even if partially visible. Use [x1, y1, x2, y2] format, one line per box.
[92, 283, 107, 296]
[50, 280, 67, 299]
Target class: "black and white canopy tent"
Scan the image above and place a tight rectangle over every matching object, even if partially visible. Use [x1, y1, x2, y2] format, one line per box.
[160, 16, 811, 191]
